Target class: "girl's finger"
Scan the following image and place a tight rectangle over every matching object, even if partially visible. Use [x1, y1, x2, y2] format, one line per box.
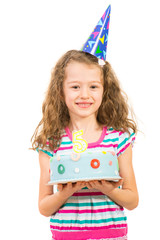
[113, 179, 123, 188]
[67, 182, 72, 189]
[85, 182, 92, 189]
[57, 184, 63, 191]
[101, 180, 106, 184]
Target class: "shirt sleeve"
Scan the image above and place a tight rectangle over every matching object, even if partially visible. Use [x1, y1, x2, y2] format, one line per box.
[36, 140, 53, 157]
[117, 130, 136, 157]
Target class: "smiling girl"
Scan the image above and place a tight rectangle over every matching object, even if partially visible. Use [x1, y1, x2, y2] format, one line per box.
[31, 50, 138, 240]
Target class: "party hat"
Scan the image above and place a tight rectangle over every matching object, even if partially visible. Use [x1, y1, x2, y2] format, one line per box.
[81, 5, 111, 61]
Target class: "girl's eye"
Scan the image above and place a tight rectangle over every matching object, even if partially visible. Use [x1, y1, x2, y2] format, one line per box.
[72, 86, 79, 89]
[90, 85, 98, 89]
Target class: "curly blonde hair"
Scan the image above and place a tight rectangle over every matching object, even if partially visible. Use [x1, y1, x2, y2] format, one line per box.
[31, 50, 137, 151]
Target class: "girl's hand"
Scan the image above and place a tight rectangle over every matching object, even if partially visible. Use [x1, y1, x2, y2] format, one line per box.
[85, 179, 123, 196]
[57, 181, 86, 198]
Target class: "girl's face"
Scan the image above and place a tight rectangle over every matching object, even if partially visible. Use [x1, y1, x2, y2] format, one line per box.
[63, 61, 103, 121]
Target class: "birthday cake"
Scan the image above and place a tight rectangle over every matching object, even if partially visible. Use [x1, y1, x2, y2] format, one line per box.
[48, 150, 121, 185]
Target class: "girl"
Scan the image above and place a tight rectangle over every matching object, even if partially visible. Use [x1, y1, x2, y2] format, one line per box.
[31, 50, 139, 240]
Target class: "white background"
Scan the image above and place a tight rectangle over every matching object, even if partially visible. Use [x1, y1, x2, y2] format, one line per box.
[0, 0, 160, 239]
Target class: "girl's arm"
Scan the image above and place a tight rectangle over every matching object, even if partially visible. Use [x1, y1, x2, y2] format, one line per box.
[108, 144, 139, 210]
[38, 151, 86, 217]
[86, 145, 139, 210]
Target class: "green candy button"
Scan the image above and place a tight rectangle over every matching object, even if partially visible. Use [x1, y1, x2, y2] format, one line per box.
[58, 164, 65, 174]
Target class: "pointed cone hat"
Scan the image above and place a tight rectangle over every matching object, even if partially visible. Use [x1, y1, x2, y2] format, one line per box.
[81, 5, 111, 61]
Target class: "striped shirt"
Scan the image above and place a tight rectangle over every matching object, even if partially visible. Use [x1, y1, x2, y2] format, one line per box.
[38, 126, 135, 240]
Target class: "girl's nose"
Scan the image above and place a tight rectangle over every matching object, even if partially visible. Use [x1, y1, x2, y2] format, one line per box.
[80, 87, 89, 98]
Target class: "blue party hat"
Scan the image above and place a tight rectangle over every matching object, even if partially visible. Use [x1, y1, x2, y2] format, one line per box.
[81, 5, 111, 61]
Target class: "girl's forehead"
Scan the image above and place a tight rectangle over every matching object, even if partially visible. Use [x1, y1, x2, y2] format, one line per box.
[64, 61, 103, 82]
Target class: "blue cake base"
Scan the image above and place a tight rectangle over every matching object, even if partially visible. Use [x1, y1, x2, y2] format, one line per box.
[48, 151, 121, 185]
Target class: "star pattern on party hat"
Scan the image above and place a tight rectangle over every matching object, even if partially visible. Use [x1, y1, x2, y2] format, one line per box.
[81, 5, 111, 61]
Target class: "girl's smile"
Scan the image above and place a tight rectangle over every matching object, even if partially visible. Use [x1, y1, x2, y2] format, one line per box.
[75, 102, 93, 108]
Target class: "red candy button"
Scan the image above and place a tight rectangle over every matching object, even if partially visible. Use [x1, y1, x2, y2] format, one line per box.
[91, 159, 100, 169]
[109, 161, 112, 166]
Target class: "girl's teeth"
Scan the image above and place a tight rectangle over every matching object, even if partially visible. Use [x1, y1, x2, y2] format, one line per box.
[77, 103, 91, 107]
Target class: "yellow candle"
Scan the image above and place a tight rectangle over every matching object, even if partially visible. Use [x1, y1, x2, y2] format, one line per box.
[72, 130, 88, 153]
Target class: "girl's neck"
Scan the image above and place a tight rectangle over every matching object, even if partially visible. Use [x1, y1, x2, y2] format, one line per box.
[68, 117, 103, 135]
[67, 117, 105, 144]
